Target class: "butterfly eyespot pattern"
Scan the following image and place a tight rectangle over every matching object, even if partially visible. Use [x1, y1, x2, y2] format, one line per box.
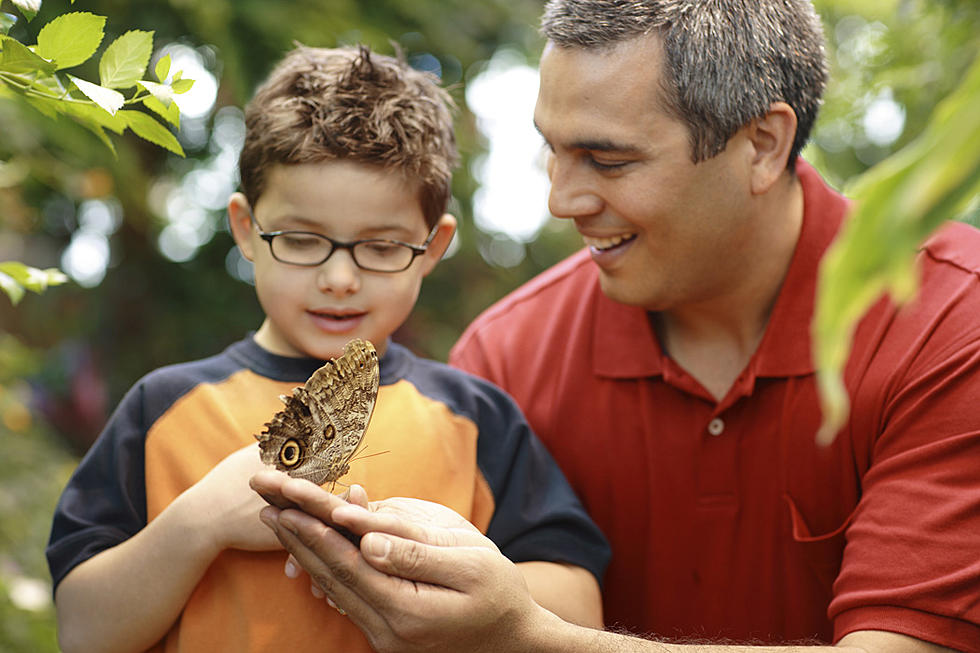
[255, 338, 379, 486]
[279, 439, 302, 467]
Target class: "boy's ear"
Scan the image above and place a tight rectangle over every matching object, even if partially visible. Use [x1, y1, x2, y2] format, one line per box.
[227, 192, 256, 260]
[419, 214, 457, 277]
[747, 101, 798, 195]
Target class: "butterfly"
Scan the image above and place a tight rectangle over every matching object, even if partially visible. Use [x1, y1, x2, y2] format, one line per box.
[256, 338, 379, 486]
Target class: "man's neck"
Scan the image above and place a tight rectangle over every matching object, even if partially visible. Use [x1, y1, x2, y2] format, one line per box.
[653, 174, 805, 401]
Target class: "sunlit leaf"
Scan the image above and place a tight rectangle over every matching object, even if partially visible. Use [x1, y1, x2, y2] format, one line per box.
[813, 54, 980, 445]
[0, 269, 25, 305]
[0, 37, 56, 74]
[61, 101, 127, 134]
[119, 109, 184, 156]
[138, 79, 173, 106]
[0, 262, 69, 305]
[154, 53, 171, 82]
[142, 93, 180, 127]
[10, 0, 39, 22]
[0, 13, 17, 35]
[99, 29, 153, 89]
[36, 12, 105, 70]
[171, 78, 194, 94]
[69, 75, 124, 115]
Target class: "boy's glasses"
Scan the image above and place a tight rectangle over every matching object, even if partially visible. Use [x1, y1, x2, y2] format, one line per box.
[247, 208, 438, 273]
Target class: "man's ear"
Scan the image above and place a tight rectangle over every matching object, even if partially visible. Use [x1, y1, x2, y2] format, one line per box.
[747, 102, 798, 195]
[419, 214, 457, 276]
[227, 192, 256, 261]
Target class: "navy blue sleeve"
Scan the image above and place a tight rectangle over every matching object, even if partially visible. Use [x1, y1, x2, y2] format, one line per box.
[472, 381, 610, 585]
[46, 381, 151, 591]
[397, 350, 610, 585]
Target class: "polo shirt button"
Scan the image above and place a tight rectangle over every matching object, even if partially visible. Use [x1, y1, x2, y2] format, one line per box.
[707, 418, 725, 436]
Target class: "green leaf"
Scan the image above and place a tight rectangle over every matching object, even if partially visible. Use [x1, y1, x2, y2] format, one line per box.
[813, 54, 980, 445]
[142, 93, 180, 127]
[154, 53, 171, 82]
[0, 262, 69, 305]
[138, 79, 173, 106]
[10, 0, 39, 22]
[36, 12, 105, 70]
[0, 13, 17, 35]
[69, 75, 125, 115]
[0, 37, 56, 74]
[0, 269, 24, 305]
[119, 109, 184, 156]
[62, 100, 126, 134]
[99, 29, 153, 89]
[171, 78, 194, 94]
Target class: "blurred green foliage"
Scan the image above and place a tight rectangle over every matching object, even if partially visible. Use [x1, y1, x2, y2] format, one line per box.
[0, 0, 977, 649]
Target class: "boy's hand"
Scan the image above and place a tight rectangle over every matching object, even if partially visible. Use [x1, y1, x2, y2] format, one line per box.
[185, 443, 283, 554]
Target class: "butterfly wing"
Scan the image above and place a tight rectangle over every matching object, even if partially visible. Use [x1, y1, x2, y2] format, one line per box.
[256, 339, 380, 485]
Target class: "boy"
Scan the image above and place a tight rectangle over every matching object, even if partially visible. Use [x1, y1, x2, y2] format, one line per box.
[46, 45, 608, 653]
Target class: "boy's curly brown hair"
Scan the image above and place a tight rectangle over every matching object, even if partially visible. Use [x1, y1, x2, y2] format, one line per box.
[239, 45, 458, 227]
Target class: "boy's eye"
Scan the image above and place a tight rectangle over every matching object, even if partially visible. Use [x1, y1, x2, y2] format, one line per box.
[279, 234, 323, 249]
[361, 241, 401, 257]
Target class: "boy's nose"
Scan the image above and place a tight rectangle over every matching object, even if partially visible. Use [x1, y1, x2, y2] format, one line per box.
[316, 249, 360, 296]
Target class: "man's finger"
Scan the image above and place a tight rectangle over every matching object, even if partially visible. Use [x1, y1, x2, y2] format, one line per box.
[359, 531, 500, 590]
[333, 503, 490, 551]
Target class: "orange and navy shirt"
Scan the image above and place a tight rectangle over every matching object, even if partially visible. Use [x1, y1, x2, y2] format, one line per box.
[47, 338, 609, 653]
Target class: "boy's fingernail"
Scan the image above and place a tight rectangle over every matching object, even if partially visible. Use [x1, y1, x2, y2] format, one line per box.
[284, 559, 299, 578]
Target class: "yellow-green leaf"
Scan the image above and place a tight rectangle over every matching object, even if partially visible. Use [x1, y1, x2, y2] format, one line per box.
[99, 29, 153, 89]
[36, 12, 105, 69]
[0, 262, 69, 305]
[69, 75, 124, 115]
[0, 13, 17, 35]
[142, 93, 180, 127]
[813, 54, 980, 445]
[0, 37, 56, 74]
[154, 53, 171, 82]
[138, 79, 173, 106]
[171, 78, 194, 94]
[119, 109, 184, 156]
[10, 0, 39, 22]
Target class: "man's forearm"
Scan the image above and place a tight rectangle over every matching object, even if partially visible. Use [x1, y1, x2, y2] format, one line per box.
[528, 615, 953, 653]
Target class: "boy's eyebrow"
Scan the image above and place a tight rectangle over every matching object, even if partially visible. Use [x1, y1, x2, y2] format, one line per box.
[533, 120, 643, 154]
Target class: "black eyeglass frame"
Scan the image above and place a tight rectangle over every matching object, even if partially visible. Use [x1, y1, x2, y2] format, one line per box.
[246, 206, 439, 273]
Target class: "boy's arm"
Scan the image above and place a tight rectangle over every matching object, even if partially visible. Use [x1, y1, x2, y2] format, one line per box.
[56, 445, 280, 653]
[517, 560, 603, 628]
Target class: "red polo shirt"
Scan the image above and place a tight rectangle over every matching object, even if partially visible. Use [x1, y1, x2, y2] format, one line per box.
[450, 161, 980, 649]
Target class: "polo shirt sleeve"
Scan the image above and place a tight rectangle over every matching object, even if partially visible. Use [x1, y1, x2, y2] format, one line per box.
[466, 377, 610, 585]
[830, 328, 980, 648]
[46, 380, 151, 592]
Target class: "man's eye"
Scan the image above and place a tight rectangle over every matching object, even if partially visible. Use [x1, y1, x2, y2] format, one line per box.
[589, 157, 628, 172]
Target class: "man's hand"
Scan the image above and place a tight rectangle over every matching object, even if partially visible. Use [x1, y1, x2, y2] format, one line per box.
[249, 471, 547, 653]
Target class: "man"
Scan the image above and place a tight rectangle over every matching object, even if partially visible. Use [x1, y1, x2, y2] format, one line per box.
[253, 1, 980, 651]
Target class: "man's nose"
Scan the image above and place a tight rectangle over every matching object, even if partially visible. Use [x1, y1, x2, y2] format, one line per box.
[546, 154, 603, 219]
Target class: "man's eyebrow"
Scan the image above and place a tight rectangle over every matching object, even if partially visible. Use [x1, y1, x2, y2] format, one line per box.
[532, 121, 642, 154]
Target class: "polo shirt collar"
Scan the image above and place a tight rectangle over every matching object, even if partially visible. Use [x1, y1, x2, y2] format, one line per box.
[591, 159, 849, 381]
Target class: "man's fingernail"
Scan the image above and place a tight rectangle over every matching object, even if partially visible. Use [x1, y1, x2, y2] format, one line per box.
[312, 584, 325, 599]
[285, 559, 299, 578]
[364, 533, 391, 558]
